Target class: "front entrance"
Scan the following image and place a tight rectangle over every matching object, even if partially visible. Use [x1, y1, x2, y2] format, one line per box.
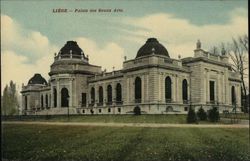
[61, 88, 69, 107]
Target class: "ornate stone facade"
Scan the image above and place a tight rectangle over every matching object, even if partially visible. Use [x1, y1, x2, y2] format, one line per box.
[21, 38, 241, 115]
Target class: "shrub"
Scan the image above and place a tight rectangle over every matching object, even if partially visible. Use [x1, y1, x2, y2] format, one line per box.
[134, 106, 141, 115]
[208, 106, 220, 122]
[186, 107, 197, 123]
[197, 107, 207, 121]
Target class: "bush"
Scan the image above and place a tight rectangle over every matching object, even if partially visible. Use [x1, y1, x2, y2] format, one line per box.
[134, 106, 141, 115]
[197, 107, 207, 121]
[186, 107, 197, 123]
[208, 106, 220, 122]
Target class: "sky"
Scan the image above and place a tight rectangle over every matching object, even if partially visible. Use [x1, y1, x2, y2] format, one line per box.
[1, 0, 248, 93]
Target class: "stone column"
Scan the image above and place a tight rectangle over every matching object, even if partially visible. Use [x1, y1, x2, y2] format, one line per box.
[141, 75, 144, 103]
[126, 77, 130, 104]
[103, 83, 107, 106]
[206, 71, 210, 102]
[69, 79, 73, 107]
[112, 82, 116, 105]
[158, 73, 161, 102]
[57, 79, 61, 108]
[94, 84, 98, 107]
[175, 75, 179, 103]
[172, 75, 176, 102]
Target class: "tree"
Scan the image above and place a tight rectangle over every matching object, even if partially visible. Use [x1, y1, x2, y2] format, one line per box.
[208, 106, 220, 122]
[133, 106, 141, 115]
[186, 107, 197, 123]
[197, 107, 207, 121]
[209, 35, 249, 113]
[1, 81, 19, 115]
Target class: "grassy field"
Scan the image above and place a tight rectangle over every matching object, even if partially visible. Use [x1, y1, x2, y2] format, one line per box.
[3, 114, 189, 124]
[2, 124, 249, 161]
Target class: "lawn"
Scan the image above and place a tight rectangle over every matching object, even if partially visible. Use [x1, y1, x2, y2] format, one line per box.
[2, 124, 249, 161]
[3, 114, 189, 124]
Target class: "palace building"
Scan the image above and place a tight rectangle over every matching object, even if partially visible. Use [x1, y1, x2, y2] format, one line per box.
[21, 38, 241, 115]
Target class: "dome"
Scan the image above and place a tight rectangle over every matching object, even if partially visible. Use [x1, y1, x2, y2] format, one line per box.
[28, 73, 47, 85]
[136, 38, 170, 58]
[59, 41, 84, 56]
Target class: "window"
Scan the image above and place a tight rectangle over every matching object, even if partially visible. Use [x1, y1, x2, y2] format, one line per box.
[118, 108, 121, 113]
[182, 79, 188, 101]
[166, 106, 173, 112]
[25, 96, 28, 110]
[99, 109, 102, 113]
[45, 94, 48, 108]
[108, 108, 111, 113]
[184, 107, 188, 111]
[135, 77, 142, 103]
[231, 86, 236, 105]
[107, 85, 112, 104]
[99, 86, 103, 104]
[81, 93, 86, 107]
[209, 81, 215, 101]
[82, 109, 85, 113]
[61, 88, 69, 107]
[53, 88, 57, 107]
[165, 76, 172, 100]
[116, 83, 122, 103]
[41, 95, 44, 108]
[91, 87, 95, 104]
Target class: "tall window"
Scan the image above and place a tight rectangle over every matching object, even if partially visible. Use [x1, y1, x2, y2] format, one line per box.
[91, 87, 95, 104]
[61, 87, 69, 107]
[135, 77, 142, 103]
[45, 94, 48, 108]
[231, 86, 236, 105]
[107, 85, 112, 104]
[25, 96, 28, 110]
[53, 88, 57, 107]
[82, 93, 86, 107]
[165, 76, 172, 100]
[116, 83, 122, 103]
[99, 86, 103, 104]
[41, 95, 44, 108]
[209, 81, 215, 101]
[182, 79, 188, 101]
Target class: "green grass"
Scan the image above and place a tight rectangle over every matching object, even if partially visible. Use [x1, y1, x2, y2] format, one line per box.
[4, 114, 189, 124]
[2, 124, 249, 161]
[220, 113, 249, 120]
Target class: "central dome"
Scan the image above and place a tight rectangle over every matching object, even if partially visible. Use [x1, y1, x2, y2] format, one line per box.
[136, 38, 169, 58]
[59, 41, 84, 55]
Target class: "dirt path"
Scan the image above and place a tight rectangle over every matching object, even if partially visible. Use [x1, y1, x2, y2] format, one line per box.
[2, 121, 249, 128]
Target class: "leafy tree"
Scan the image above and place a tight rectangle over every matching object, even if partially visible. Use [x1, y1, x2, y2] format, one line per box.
[208, 107, 220, 122]
[197, 107, 207, 121]
[186, 107, 197, 123]
[1, 81, 19, 115]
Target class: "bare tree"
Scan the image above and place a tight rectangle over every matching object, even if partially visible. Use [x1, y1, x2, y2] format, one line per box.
[228, 35, 249, 112]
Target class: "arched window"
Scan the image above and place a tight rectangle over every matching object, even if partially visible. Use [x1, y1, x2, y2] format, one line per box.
[61, 88, 69, 107]
[41, 95, 44, 108]
[135, 77, 142, 103]
[53, 88, 57, 107]
[182, 79, 188, 101]
[107, 85, 112, 105]
[99, 86, 103, 104]
[165, 76, 172, 101]
[45, 94, 48, 108]
[231, 86, 236, 105]
[91, 87, 95, 104]
[116, 83, 122, 104]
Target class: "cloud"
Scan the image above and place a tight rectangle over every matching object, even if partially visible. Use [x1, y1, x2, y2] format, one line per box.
[121, 8, 248, 58]
[74, 37, 124, 71]
[1, 50, 53, 92]
[1, 15, 57, 93]
[1, 14, 58, 62]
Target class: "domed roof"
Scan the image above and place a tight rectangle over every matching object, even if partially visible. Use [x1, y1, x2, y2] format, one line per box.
[59, 41, 84, 55]
[28, 73, 47, 85]
[136, 38, 170, 58]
